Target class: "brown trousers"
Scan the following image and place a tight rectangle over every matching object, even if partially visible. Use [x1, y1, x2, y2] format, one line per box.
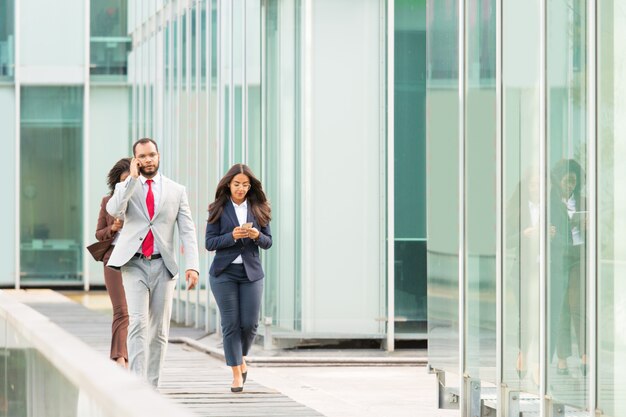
[104, 264, 129, 361]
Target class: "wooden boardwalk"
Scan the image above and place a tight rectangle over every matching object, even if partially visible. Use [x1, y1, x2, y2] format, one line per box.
[18, 291, 322, 417]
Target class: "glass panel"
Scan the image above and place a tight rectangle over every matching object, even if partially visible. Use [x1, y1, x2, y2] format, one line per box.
[546, 0, 588, 409]
[0, 87, 15, 286]
[20, 87, 83, 284]
[394, 0, 427, 335]
[0, 0, 14, 79]
[20, 0, 84, 68]
[501, 0, 541, 395]
[90, 0, 131, 79]
[198, 0, 210, 316]
[598, 2, 626, 416]
[220, 0, 232, 169]
[426, 0, 460, 374]
[232, 0, 243, 163]
[246, 0, 262, 173]
[465, 0, 497, 383]
[0, 315, 117, 417]
[263, 0, 301, 333]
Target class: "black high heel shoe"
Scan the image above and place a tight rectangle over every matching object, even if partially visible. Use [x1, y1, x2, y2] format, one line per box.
[231, 385, 243, 393]
[242, 371, 247, 384]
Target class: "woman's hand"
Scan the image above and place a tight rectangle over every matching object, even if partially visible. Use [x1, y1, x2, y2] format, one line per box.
[247, 227, 260, 241]
[111, 218, 124, 232]
[232, 226, 249, 240]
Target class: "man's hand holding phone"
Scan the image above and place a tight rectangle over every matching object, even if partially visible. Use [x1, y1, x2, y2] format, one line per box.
[130, 158, 141, 179]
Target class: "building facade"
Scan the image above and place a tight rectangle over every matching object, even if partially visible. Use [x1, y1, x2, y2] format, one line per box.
[0, 0, 131, 289]
[127, 0, 429, 347]
[427, 0, 625, 416]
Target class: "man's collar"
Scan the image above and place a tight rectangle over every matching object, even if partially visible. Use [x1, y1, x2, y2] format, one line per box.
[140, 172, 162, 184]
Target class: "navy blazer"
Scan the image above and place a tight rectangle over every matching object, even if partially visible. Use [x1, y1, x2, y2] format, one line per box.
[205, 201, 272, 281]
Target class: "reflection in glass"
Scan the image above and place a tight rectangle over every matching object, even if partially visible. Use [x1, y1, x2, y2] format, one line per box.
[598, 2, 626, 415]
[0, 0, 14, 79]
[426, 0, 460, 374]
[394, 0, 427, 334]
[90, 0, 130, 78]
[502, 0, 541, 394]
[546, 0, 588, 409]
[20, 87, 83, 283]
[263, 0, 301, 333]
[465, 0, 496, 383]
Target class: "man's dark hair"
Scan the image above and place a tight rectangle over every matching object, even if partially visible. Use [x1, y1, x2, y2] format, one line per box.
[133, 138, 159, 156]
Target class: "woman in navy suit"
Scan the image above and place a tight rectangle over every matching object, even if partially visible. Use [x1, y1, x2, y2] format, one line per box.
[206, 164, 272, 392]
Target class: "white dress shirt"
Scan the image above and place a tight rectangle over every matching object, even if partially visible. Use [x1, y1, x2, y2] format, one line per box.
[564, 195, 583, 246]
[140, 172, 162, 254]
[231, 199, 248, 264]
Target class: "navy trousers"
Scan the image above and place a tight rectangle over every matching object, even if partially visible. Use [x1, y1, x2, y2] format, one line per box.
[210, 264, 264, 366]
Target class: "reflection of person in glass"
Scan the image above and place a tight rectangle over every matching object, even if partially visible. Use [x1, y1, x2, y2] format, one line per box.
[96, 158, 131, 368]
[550, 158, 586, 376]
[205, 164, 272, 393]
[505, 169, 550, 386]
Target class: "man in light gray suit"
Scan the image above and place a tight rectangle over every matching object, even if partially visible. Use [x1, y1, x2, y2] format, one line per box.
[107, 138, 199, 387]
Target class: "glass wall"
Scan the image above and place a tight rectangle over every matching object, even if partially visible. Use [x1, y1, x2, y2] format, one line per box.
[465, 0, 497, 384]
[501, 0, 541, 397]
[426, 0, 460, 373]
[598, 1, 626, 416]
[0, 0, 14, 79]
[20, 87, 84, 283]
[0, 87, 15, 286]
[263, 0, 302, 333]
[546, 0, 588, 409]
[394, 0, 428, 336]
[428, 0, 626, 416]
[90, 0, 131, 79]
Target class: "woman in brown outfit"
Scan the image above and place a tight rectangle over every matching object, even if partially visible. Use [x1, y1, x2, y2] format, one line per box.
[96, 158, 131, 368]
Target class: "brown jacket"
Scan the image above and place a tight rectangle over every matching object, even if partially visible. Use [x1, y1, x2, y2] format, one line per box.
[96, 195, 118, 264]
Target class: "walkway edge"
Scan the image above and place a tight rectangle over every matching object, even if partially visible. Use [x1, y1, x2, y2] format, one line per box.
[170, 336, 428, 366]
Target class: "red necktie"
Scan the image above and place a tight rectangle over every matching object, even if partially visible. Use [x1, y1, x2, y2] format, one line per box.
[142, 179, 155, 257]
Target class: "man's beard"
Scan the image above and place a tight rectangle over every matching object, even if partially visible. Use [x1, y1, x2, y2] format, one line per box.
[140, 162, 159, 176]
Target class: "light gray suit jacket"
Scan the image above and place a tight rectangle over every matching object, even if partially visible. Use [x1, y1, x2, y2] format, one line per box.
[106, 175, 200, 276]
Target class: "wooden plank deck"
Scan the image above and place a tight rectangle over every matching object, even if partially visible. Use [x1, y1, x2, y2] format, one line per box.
[20, 292, 323, 417]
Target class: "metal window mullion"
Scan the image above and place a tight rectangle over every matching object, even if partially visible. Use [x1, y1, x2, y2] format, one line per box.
[242, 0, 247, 162]
[194, 0, 201, 329]
[301, 0, 313, 332]
[495, 0, 504, 411]
[184, 2, 192, 327]
[458, 0, 467, 413]
[587, 0, 598, 414]
[539, 0, 548, 414]
[14, 0, 20, 289]
[385, 0, 395, 353]
[83, 0, 91, 291]
[229, 0, 234, 166]
[205, 0, 212, 333]
[260, 0, 267, 186]
[175, 1, 183, 322]
[215, 0, 222, 336]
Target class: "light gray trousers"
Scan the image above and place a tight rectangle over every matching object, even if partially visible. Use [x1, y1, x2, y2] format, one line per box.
[121, 257, 175, 387]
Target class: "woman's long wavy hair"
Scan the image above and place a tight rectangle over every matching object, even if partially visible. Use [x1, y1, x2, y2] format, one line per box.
[107, 158, 132, 196]
[208, 164, 271, 226]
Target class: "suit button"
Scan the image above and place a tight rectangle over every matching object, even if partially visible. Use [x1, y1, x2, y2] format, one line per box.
[139, 237, 143, 241]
